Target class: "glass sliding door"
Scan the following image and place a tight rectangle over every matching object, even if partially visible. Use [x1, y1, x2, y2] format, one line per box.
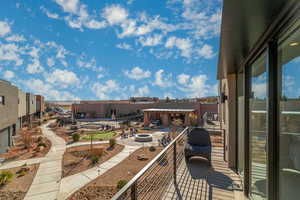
[278, 24, 300, 200]
[237, 72, 245, 178]
[249, 52, 268, 200]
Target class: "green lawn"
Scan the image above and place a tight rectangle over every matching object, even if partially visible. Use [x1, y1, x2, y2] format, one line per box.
[82, 131, 117, 140]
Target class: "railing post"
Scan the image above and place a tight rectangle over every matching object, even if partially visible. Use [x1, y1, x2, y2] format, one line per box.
[173, 141, 177, 184]
[131, 182, 137, 200]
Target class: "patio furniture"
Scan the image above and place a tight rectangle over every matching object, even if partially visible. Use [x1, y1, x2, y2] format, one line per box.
[184, 128, 212, 165]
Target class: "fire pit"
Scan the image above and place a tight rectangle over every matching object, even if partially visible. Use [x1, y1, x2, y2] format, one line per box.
[135, 134, 153, 142]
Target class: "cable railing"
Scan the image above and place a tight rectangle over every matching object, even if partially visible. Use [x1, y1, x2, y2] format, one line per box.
[111, 127, 189, 200]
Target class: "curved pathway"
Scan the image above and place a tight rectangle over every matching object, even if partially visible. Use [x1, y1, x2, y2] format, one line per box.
[24, 121, 66, 200]
[57, 145, 139, 200]
[0, 122, 164, 200]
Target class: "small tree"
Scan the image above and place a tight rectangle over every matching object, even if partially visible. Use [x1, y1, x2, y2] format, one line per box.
[109, 138, 116, 148]
[72, 133, 80, 142]
[0, 171, 13, 185]
[117, 180, 128, 190]
[21, 131, 34, 151]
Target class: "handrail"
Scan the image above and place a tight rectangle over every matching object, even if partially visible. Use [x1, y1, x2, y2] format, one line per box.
[111, 126, 189, 200]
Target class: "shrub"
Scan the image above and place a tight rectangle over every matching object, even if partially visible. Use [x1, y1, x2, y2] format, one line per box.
[0, 171, 13, 185]
[117, 180, 128, 190]
[37, 136, 43, 143]
[37, 142, 47, 148]
[16, 167, 29, 177]
[72, 133, 80, 142]
[149, 146, 156, 152]
[91, 155, 100, 164]
[109, 138, 116, 148]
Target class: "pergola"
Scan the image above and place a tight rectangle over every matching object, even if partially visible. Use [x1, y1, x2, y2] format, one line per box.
[142, 108, 196, 126]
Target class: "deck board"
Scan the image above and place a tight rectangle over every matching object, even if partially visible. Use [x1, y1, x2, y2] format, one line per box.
[162, 147, 242, 200]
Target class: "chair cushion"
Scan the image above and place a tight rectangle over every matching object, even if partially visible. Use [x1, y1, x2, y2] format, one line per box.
[187, 128, 211, 146]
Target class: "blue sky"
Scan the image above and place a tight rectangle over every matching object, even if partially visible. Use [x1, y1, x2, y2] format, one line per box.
[0, 0, 222, 100]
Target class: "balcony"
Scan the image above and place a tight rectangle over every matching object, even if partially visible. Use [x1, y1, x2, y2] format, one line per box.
[112, 127, 243, 200]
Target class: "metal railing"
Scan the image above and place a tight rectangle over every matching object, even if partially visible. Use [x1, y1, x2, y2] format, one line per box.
[112, 127, 189, 200]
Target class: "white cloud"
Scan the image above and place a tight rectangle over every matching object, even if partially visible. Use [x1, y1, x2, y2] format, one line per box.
[5, 34, 26, 42]
[154, 69, 173, 87]
[177, 73, 190, 85]
[136, 85, 150, 96]
[84, 19, 106, 29]
[103, 5, 128, 25]
[177, 73, 217, 97]
[116, 43, 132, 50]
[124, 66, 151, 80]
[165, 36, 192, 58]
[40, 6, 59, 19]
[252, 82, 267, 98]
[0, 21, 11, 37]
[3, 70, 15, 79]
[77, 57, 104, 72]
[0, 43, 23, 66]
[55, 0, 79, 14]
[24, 78, 79, 100]
[139, 34, 163, 46]
[26, 59, 44, 74]
[46, 69, 80, 88]
[91, 80, 120, 99]
[47, 57, 55, 67]
[197, 44, 214, 59]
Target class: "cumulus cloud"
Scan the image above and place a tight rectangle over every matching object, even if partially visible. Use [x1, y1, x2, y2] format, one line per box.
[154, 69, 173, 87]
[197, 44, 215, 59]
[124, 66, 151, 80]
[3, 70, 15, 79]
[116, 43, 132, 50]
[177, 73, 217, 97]
[77, 57, 104, 72]
[0, 21, 11, 37]
[136, 85, 150, 96]
[24, 78, 79, 100]
[91, 80, 120, 99]
[0, 43, 23, 66]
[47, 57, 55, 67]
[40, 6, 59, 19]
[26, 59, 44, 74]
[165, 36, 192, 58]
[103, 4, 129, 25]
[139, 34, 163, 46]
[46, 69, 80, 88]
[53, 0, 107, 30]
[5, 34, 26, 42]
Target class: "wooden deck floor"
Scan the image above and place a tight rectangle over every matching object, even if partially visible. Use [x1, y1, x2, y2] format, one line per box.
[163, 147, 242, 200]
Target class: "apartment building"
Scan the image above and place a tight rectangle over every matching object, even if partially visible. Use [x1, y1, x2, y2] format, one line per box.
[218, 0, 300, 199]
[26, 93, 36, 127]
[17, 89, 27, 133]
[36, 95, 45, 119]
[0, 80, 18, 154]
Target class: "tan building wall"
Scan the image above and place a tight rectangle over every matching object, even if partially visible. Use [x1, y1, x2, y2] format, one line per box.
[0, 80, 18, 130]
[18, 89, 27, 118]
[220, 74, 237, 169]
[26, 93, 36, 115]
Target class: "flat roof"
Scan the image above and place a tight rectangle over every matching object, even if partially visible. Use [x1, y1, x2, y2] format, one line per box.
[143, 108, 195, 112]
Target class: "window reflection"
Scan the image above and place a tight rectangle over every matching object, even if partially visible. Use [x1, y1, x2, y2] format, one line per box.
[250, 53, 268, 200]
[278, 26, 300, 200]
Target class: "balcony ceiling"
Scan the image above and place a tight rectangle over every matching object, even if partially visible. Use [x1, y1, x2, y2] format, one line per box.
[217, 0, 294, 79]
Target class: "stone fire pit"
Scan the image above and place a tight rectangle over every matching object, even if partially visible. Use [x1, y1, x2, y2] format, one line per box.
[135, 134, 153, 142]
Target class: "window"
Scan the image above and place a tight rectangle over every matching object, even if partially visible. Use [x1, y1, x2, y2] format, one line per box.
[249, 52, 268, 200]
[278, 22, 300, 200]
[0, 96, 5, 105]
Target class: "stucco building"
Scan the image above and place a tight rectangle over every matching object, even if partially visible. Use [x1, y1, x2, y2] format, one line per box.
[17, 89, 27, 132]
[0, 80, 18, 154]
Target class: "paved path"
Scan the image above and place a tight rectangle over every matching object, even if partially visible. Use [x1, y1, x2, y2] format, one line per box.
[24, 121, 66, 200]
[57, 145, 139, 200]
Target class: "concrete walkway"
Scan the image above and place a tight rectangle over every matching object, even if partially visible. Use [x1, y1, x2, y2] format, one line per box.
[24, 121, 66, 200]
[57, 145, 139, 200]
